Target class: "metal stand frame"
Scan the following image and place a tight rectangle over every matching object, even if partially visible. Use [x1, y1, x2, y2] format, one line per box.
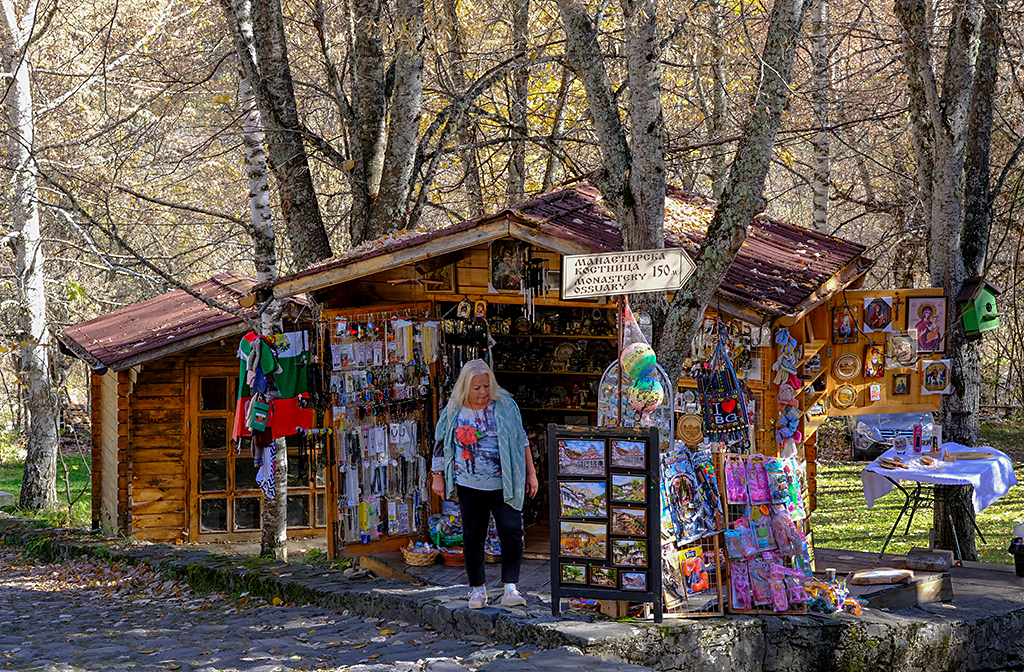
[878, 476, 986, 558]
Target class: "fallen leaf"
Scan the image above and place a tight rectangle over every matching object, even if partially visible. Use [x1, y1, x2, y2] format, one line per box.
[272, 597, 283, 606]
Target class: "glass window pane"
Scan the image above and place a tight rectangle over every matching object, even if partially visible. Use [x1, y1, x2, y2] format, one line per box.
[315, 463, 325, 488]
[200, 498, 227, 531]
[315, 493, 326, 527]
[287, 495, 310, 527]
[234, 497, 261, 531]
[200, 417, 227, 454]
[200, 378, 228, 411]
[200, 458, 227, 492]
[235, 456, 259, 490]
[287, 453, 308, 487]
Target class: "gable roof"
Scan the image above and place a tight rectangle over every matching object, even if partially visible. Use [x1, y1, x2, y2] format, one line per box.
[61, 272, 303, 372]
[271, 182, 870, 318]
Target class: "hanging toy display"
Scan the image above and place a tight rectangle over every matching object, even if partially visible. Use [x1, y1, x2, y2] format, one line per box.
[694, 319, 751, 448]
[620, 342, 657, 379]
[627, 375, 665, 423]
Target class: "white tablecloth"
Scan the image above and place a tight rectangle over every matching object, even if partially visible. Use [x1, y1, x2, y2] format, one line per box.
[861, 442, 1018, 513]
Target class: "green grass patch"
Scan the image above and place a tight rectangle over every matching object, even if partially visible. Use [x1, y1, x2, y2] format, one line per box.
[0, 452, 92, 528]
[813, 461, 1024, 564]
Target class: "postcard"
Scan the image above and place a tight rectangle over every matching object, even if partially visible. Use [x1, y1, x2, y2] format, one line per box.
[560, 521, 608, 560]
[557, 439, 606, 477]
[611, 474, 646, 503]
[611, 539, 647, 567]
[620, 571, 647, 591]
[559, 481, 607, 518]
[610, 506, 647, 536]
[610, 439, 645, 469]
[589, 566, 616, 588]
[560, 563, 587, 585]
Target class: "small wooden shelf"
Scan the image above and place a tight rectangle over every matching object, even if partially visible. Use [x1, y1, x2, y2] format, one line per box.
[796, 369, 827, 396]
[492, 334, 615, 340]
[495, 370, 602, 377]
[797, 339, 828, 369]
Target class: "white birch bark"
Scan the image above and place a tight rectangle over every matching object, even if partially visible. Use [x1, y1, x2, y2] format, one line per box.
[810, 0, 830, 233]
[2, 0, 59, 510]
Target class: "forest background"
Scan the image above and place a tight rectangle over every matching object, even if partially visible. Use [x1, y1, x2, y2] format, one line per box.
[0, 0, 1022, 552]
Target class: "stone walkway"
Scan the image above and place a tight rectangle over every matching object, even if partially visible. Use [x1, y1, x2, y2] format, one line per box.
[2, 519, 1024, 672]
[0, 545, 649, 672]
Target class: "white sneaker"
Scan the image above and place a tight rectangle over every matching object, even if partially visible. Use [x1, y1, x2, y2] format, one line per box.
[468, 588, 487, 609]
[500, 587, 526, 607]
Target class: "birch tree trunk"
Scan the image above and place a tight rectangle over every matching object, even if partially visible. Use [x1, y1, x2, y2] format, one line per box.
[240, 69, 289, 561]
[236, 0, 332, 268]
[810, 0, 830, 233]
[506, 0, 530, 204]
[706, 0, 728, 199]
[542, 68, 573, 190]
[3, 0, 59, 511]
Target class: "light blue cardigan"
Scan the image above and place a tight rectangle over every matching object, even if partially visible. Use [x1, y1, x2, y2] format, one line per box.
[434, 394, 528, 511]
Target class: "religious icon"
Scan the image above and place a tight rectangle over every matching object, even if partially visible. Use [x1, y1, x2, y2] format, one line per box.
[906, 297, 947, 353]
[886, 330, 918, 369]
[489, 239, 527, 292]
[423, 263, 456, 293]
[863, 297, 893, 333]
[892, 372, 911, 396]
[920, 359, 951, 395]
[832, 304, 860, 344]
[864, 345, 885, 378]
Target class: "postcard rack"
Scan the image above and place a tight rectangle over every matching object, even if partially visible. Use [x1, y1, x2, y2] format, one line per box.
[548, 424, 663, 623]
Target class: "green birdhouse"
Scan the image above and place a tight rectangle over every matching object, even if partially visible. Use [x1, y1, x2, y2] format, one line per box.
[955, 277, 1002, 340]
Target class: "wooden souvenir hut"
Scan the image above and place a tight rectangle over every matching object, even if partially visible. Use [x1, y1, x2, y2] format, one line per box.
[60, 272, 316, 543]
[259, 181, 937, 559]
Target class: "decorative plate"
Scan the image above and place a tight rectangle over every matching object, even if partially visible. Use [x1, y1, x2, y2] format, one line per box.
[833, 352, 862, 381]
[676, 413, 704, 444]
[833, 383, 858, 409]
[554, 341, 576, 362]
[515, 316, 532, 333]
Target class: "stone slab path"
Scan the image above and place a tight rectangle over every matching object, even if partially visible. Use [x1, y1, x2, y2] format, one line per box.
[0, 546, 651, 672]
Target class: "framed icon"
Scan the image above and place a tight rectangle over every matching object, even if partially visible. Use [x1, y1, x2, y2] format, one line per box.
[920, 359, 951, 395]
[559, 521, 608, 559]
[611, 474, 646, 503]
[906, 297, 947, 353]
[589, 566, 616, 588]
[886, 330, 918, 369]
[422, 263, 456, 293]
[863, 297, 893, 333]
[490, 239, 527, 292]
[560, 563, 587, 585]
[610, 506, 647, 536]
[559, 481, 607, 518]
[832, 303, 860, 344]
[557, 439, 606, 477]
[864, 345, 885, 378]
[610, 439, 646, 469]
[892, 372, 911, 396]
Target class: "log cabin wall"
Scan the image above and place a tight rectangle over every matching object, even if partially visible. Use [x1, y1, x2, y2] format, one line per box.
[90, 373, 102, 529]
[129, 353, 187, 542]
[95, 369, 130, 532]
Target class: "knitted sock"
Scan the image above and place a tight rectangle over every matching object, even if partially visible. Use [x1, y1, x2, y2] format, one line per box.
[503, 583, 517, 593]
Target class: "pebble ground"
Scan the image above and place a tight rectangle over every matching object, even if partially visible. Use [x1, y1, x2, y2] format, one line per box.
[0, 547, 650, 672]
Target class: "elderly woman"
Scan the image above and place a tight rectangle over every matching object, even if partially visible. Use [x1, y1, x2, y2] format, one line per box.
[431, 359, 538, 609]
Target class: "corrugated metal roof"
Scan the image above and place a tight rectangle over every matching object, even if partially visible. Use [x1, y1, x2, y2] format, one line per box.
[62, 271, 265, 369]
[274, 182, 868, 317]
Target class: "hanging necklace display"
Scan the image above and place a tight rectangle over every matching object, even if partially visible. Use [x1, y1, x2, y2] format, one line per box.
[694, 319, 751, 449]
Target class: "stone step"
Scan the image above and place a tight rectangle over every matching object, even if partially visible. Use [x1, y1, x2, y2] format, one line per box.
[0, 491, 14, 507]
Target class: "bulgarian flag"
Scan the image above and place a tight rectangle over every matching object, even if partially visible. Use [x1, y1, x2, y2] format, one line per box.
[232, 330, 313, 441]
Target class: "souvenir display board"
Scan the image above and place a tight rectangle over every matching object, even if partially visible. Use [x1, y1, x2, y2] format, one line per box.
[721, 453, 811, 615]
[323, 305, 438, 552]
[548, 424, 663, 623]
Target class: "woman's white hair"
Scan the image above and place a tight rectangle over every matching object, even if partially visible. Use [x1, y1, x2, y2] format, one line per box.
[446, 359, 506, 412]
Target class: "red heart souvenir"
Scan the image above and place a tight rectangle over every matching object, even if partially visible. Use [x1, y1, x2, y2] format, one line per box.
[722, 399, 737, 413]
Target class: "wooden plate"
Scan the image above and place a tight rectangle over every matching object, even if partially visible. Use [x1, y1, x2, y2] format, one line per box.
[833, 352, 861, 381]
[833, 383, 858, 409]
[676, 413, 704, 444]
[950, 451, 994, 460]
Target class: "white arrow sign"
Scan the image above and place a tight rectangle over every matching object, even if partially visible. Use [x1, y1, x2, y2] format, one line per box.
[561, 248, 697, 299]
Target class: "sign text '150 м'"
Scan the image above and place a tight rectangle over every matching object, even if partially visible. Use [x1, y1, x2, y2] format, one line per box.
[561, 249, 696, 299]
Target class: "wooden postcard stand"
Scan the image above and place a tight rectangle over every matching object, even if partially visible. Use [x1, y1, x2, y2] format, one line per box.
[548, 424, 663, 623]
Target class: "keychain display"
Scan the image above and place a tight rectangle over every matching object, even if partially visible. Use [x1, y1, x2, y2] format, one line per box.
[328, 309, 434, 547]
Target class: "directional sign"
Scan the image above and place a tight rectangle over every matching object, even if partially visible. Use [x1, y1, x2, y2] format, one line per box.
[561, 248, 697, 299]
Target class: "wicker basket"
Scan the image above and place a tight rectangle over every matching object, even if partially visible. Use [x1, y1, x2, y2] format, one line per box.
[401, 546, 439, 566]
[484, 551, 501, 564]
[440, 547, 465, 566]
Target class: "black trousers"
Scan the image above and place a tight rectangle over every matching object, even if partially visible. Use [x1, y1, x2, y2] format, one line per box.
[456, 485, 524, 587]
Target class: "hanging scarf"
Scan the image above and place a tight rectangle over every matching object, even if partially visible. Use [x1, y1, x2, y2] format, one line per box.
[695, 320, 750, 444]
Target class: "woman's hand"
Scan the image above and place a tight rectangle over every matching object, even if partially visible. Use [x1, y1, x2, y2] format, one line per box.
[526, 472, 539, 498]
[431, 473, 445, 498]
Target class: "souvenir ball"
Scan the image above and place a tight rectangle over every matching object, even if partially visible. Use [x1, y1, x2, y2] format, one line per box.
[627, 375, 664, 413]
[620, 342, 657, 379]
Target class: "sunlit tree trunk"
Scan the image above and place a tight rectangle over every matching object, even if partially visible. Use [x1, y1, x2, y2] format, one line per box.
[810, 0, 830, 233]
[3, 0, 59, 511]
[506, 0, 530, 204]
[542, 68, 573, 190]
[441, 0, 484, 216]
